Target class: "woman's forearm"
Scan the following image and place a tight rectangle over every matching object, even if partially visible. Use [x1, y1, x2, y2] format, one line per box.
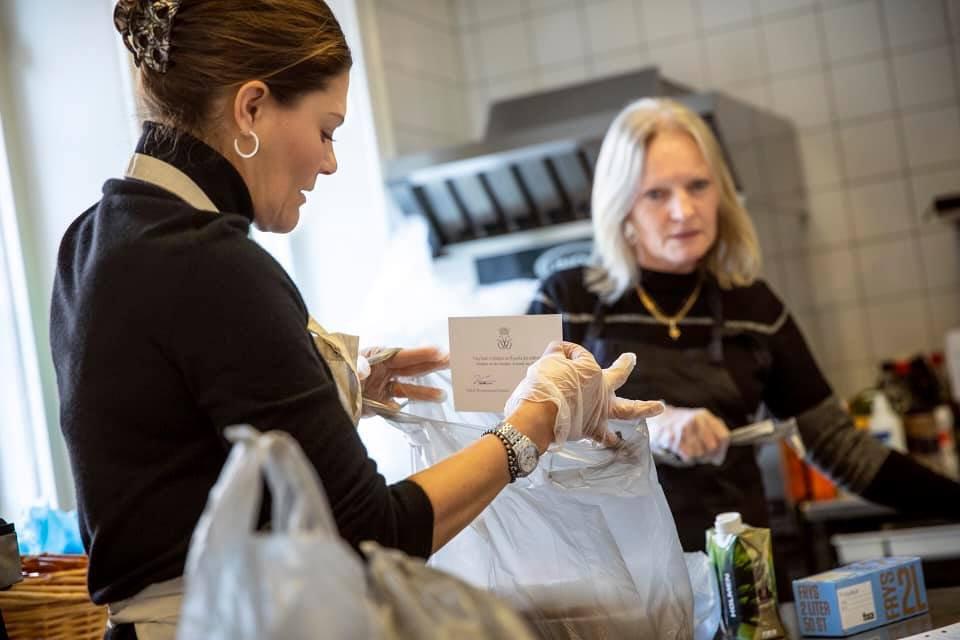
[408, 401, 556, 553]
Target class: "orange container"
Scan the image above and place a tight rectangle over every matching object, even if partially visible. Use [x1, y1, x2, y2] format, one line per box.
[781, 441, 837, 503]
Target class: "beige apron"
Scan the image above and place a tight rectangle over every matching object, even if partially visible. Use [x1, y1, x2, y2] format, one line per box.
[108, 153, 364, 638]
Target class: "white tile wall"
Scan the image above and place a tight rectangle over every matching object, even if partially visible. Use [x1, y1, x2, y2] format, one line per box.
[847, 179, 914, 240]
[892, 46, 958, 110]
[593, 47, 653, 77]
[704, 26, 766, 85]
[928, 289, 960, 349]
[647, 39, 707, 88]
[865, 296, 934, 357]
[821, 1, 886, 63]
[880, 0, 949, 50]
[531, 7, 586, 67]
[762, 12, 824, 75]
[817, 305, 873, 366]
[540, 60, 590, 90]
[593, 47, 652, 76]
[381, 0, 453, 26]
[372, 0, 469, 156]
[584, 0, 643, 55]
[639, 0, 698, 42]
[529, 0, 577, 12]
[783, 249, 860, 310]
[830, 59, 895, 120]
[857, 237, 924, 300]
[799, 130, 844, 189]
[900, 106, 960, 169]
[838, 117, 903, 181]
[752, 0, 816, 19]
[699, 0, 753, 31]
[476, 21, 534, 80]
[473, 0, 528, 24]
[776, 189, 851, 252]
[918, 228, 960, 291]
[369, 0, 960, 395]
[769, 72, 832, 129]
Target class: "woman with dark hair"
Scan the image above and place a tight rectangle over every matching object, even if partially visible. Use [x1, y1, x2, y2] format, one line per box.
[51, 2, 662, 637]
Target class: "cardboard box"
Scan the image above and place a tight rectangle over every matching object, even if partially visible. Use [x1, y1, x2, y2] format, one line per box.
[792, 557, 928, 636]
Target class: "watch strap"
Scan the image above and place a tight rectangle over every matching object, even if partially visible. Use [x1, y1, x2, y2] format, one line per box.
[483, 427, 521, 483]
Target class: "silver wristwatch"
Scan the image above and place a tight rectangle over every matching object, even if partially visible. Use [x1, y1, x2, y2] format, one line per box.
[483, 421, 541, 482]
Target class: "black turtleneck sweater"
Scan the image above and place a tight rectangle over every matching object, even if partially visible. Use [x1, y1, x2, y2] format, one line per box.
[530, 266, 831, 418]
[529, 266, 960, 525]
[50, 124, 433, 605]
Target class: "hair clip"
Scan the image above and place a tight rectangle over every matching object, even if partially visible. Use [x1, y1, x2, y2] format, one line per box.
[113, 0, 182, 74]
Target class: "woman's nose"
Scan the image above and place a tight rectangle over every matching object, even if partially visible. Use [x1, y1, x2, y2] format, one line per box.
[319, 149, 338, 176]
[669, 190, 694, 220]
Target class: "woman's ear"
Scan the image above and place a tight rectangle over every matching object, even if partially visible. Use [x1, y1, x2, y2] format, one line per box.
[232, 80, 271, 132]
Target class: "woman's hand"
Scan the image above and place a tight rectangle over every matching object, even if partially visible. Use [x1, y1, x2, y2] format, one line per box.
[360, 346, 449, 414]
[648, 406, 730, 464]
[504, 341, 664, 446]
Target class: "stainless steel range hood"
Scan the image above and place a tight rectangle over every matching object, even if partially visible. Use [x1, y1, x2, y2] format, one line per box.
[383, 67, 764, 285]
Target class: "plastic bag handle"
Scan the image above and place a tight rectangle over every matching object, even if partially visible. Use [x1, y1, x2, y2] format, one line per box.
[184, 426, 339, 573]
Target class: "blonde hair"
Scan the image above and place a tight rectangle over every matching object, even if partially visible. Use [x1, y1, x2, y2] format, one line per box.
[588, 98, 761, 301]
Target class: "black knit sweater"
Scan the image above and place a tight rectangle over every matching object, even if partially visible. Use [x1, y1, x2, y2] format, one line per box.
[530, 266, 960, 524]
[50, 124, 433, 605]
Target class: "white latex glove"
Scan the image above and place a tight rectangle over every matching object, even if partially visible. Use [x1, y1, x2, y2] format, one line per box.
[504, 341, 665, 445]
[648, 406, 730, 465]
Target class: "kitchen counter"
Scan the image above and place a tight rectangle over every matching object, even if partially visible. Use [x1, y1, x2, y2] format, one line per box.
[779, 586, 960, 639]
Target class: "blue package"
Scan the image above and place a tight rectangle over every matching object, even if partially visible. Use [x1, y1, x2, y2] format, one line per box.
[792, 557, 928, 637]
[16, 506, 84, 555]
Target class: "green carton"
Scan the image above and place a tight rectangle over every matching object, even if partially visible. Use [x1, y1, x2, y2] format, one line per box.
[706, 512, 785, 639]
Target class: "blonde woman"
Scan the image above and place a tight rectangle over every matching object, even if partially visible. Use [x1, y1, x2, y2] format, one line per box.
[529, 98, 960, 551]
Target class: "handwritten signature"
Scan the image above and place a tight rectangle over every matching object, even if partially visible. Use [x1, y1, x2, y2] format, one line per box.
[473, 374, 495, 386]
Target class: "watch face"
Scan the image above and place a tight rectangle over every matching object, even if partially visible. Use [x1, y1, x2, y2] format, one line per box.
[516, 443, 539, 474]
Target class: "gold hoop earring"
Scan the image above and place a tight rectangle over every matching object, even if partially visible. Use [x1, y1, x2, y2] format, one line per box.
[234, 130, 260, 159]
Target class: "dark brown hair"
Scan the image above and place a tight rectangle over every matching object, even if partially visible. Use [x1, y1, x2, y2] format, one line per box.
[123, 0, 352, 138]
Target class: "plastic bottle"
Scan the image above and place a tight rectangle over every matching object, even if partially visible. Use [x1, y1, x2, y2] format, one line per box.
[868, 392, 907, 453]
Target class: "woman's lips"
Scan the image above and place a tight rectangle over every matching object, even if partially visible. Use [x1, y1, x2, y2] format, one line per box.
[670, 230, 701, 240]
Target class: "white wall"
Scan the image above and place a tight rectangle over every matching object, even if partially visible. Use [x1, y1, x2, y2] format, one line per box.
[370, 0, 960, 398]
[0, 0, 140, 510]
[369, 0, 471, 156]
[288, 0, 393, 333]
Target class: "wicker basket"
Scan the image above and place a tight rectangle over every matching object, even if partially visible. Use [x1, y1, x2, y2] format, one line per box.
[0, 554, 107, 640]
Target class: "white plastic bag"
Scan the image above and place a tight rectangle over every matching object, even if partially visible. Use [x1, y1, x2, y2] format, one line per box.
[177, 425, 538, 640]
[177, 425, 376, 640]
[685, 552, 722, 640]
[381, 372, 694, 639]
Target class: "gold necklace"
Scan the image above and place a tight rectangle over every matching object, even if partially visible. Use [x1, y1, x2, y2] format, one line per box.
[636, 278, 703, 340]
